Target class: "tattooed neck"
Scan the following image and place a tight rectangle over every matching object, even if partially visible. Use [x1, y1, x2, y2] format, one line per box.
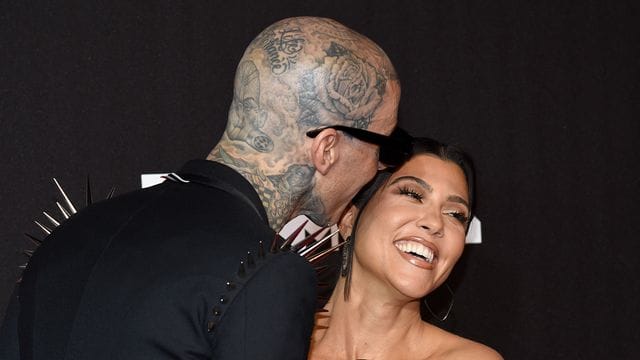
[207, 145, 326, 230]
[292, 192, 331, 228]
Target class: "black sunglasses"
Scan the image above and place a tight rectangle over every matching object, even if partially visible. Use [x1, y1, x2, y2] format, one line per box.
[306, 125, 413, 167]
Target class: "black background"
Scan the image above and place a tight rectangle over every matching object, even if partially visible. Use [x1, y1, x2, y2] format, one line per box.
[1, 1, 638, 358]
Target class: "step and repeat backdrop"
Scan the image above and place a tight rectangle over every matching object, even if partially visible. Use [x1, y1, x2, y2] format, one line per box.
[1, 1, 638, 358]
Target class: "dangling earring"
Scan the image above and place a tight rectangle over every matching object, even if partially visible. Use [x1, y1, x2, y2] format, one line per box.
[340, 235, 354, 300]
[340, 236, 352, 277]
[423, 283, 454, 322]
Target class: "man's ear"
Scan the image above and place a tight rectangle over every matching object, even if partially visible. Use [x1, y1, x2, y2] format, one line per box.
[310, 129, 339, 175]
[339, 204, 358, 238]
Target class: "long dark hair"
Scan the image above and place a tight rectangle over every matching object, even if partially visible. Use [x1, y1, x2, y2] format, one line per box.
[342, 137, 476, 300]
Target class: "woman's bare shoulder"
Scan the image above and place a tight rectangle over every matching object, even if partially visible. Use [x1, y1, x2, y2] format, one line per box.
[419, 324, 502, 360]
[443, 338, 503, 360]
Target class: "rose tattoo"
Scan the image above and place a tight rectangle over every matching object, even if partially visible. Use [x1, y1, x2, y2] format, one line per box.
[298, 42, 386, 128]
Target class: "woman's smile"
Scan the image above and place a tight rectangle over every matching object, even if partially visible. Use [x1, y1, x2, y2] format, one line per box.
[393, 238, 437, 269]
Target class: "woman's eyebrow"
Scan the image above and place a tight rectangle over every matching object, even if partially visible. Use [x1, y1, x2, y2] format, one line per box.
[387, 176, 432, 192]
[447, 195, 470, 210]
[388, 176, 470, 210]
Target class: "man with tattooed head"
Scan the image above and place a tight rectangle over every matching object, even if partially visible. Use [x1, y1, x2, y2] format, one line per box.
[210, 17, 401, 230]
[0, 17, 402, 359]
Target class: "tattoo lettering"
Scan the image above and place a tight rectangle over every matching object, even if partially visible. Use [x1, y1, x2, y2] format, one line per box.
[227, 61, 274, 153]
[262, 27, 305, 75]
[298, 42, 386, 128]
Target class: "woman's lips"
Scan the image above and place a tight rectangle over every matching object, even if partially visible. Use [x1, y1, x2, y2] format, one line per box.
[393, 239, 438, 270]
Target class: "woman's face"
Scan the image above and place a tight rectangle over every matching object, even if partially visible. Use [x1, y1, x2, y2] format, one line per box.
[344, 154, 470, 300]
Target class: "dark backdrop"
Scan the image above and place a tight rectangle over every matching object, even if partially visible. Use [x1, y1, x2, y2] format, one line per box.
[1, 1, 638, 358]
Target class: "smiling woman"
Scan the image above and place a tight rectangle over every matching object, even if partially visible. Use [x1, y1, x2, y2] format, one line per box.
[308, 137, 502, 360]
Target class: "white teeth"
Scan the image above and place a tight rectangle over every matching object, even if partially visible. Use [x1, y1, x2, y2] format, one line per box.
[394, 241, 434, 263]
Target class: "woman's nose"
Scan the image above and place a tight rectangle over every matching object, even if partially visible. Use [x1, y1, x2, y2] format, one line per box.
[417, 208, 444, 237]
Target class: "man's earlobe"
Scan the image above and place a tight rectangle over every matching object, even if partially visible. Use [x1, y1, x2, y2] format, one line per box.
[310, 129, 339, 175]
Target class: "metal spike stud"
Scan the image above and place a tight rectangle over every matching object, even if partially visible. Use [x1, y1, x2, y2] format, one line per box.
[225, 281, 235, 291]
[56, 202, 70, 220]
[292, 227, 328, 253]
[34, 220, 51, 235]
[42, 211, 60, 227]
[313, 264, 330, 274]
[246, 252, 255, 268]
[280, 220, 308, 251]
[106, 186, 116, 199]
[53, 178, 77, 214]
[258, 241, 265, 259]
[207, 320, 215, 332]
[299, 229, 339, 257]
[270, 234, 282, 253]
[237, 261, 246, 278]
[307, 240, 347, 263]
[212, 306, 222, 316]
[24, 233, 43, 246]
[86, 176, 92, 206]
[219, 295, 228, 304]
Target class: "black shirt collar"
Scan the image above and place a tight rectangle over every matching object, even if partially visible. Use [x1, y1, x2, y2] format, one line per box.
[178, 159, 269, 224]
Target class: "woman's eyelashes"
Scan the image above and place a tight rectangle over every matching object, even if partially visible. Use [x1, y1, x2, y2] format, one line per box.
[396, 183, 469, 225]
[397, 186, 424, 201]
[444, 210, 469, 225]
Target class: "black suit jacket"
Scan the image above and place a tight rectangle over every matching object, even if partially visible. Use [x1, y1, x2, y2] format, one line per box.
[0, 160, 317, 359]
